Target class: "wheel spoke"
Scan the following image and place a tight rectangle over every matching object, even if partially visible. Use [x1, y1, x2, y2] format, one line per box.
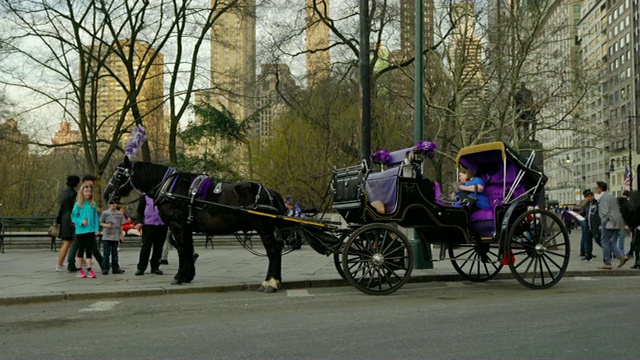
[342, 224, 412, 295]
[508, 209, 569, 289]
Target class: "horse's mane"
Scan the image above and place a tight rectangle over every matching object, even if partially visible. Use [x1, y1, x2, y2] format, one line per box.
[132, 161, 171, 189]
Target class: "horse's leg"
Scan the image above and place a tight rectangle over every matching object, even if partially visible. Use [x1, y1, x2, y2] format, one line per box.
[258, 228, 283, 294]
[183, 232, 196, 283]
[170, 226, 187, 285]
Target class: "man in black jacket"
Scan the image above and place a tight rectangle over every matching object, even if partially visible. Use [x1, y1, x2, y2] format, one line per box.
[580, 189, 600, 261]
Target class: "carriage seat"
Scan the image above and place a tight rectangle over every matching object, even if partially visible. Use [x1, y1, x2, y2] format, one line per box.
[365, 167, 401, 214]
[469, 171, 526, 236]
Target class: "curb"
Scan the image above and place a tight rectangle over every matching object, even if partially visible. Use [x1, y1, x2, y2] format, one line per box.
[2, 270, 638, 306]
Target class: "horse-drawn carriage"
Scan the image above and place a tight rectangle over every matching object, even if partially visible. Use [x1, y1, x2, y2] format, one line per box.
[332, 141, 570, 294]
[105, 140, 570, 296]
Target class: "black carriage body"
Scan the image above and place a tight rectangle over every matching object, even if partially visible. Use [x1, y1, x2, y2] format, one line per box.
[331, 143, 546, 247]
[332, 142, 570, 294]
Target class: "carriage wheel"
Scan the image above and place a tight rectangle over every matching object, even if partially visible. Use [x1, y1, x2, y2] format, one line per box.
[332, 230, 352, 280]
[448, 243, 503, 282]
[506, 209, 570, 289]
[341, 223, 413, 295]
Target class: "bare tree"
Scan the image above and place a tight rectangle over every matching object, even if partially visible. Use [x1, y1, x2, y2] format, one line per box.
[0, 0, 246, 182]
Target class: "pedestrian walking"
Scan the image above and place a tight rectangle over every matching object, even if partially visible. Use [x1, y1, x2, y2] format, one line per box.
[55, 175, 80, 271]
[595, 181, 629, 270]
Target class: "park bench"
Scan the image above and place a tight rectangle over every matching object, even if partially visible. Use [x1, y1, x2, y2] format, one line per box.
[0, 216, 58, 253]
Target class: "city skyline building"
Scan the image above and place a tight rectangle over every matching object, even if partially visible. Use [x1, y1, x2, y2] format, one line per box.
[535, 0, 584, 205]
[399, 0, 435, 59]
[305, 0, 331, 87]
[255, 63, 300, 142]
[210, 0, 257, 123]
[51, 121, 80, 155]
[82, 40, 165, 162]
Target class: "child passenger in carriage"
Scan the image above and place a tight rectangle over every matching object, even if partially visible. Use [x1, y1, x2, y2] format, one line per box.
[453, 169, 491, 210]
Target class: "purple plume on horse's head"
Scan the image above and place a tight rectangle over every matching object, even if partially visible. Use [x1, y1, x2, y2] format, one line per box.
[124, 125, 147, 161]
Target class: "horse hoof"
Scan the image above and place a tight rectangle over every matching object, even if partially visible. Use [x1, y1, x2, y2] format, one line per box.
[264, 286, 278, 293]
[257, 285, 266, 292]
[171, 279, 183, 285]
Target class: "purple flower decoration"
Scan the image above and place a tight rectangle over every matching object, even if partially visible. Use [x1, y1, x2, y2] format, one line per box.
[415, 140, 438, 159]
[370, 149, 391, 166]
[124, 125, 147, 161]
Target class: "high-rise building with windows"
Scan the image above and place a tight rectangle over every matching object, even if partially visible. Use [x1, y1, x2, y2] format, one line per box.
[255, 63, 300, 141]
[84, 40, 165, 161]
[305, 0, 330, 87]
[399, 0, 434, 59]
[51, 121, 80, 155]
[210, 0, 257, 123]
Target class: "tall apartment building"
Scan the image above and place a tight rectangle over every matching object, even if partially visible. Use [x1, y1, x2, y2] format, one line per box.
[449, 0, 484, 122]
[210, 0, 256, 123]
[0, 119, 28, 153]
[601, 0, 638, 194]
[84, 40, 165, 161]
[544, 0, 640, 201]
[305, 0, 330, 87]
[51, 121, 81, 155]
[534, 0, 583, 205]
[255, 63, 300, 141]
[575, 0, 610, 201]
[399, 0, 435, 59]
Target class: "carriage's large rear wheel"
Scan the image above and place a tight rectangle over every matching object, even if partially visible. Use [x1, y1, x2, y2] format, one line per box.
[506, 209, 570, 289]
[341, 223, 413, 295]
[448, 243, 503, 281]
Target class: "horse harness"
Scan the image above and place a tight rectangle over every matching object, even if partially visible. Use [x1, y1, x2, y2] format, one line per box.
[108, 165, 175, 205]
[155, 172, 279, 225]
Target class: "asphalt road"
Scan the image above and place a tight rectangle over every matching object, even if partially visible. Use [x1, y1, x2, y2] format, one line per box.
[1, 276, 639, 359]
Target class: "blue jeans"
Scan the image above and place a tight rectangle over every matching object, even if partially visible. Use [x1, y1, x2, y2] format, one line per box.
[613, 229, 626, 255]
[601, 228, 625, 265]
[102, 240, 120, 272]
[579, 220, 588, 255]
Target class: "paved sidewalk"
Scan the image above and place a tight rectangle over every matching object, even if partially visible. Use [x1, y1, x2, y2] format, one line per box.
[0, 231, 638, 305]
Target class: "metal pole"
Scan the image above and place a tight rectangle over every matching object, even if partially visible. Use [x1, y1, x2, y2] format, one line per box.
[359, 0, 371, 161]
[411, 0, 432, 270]
[629, 114, 633, 191]
[414, 0, 423, 143]
[627, 112, 637, 191]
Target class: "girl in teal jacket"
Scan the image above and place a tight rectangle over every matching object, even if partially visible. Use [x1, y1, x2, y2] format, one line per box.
[71, 184, 100, 278]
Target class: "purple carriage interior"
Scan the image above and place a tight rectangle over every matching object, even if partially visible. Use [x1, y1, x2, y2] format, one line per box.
[456, 142, 547, 237]
[332, 141, 547, 238]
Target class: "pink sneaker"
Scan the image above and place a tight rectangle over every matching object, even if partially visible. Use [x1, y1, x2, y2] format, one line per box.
[77, 269, 87, 278]
[88, 269, 96, 278]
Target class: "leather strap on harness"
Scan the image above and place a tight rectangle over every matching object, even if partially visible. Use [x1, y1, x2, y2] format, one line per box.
[187, 175, 208, 224]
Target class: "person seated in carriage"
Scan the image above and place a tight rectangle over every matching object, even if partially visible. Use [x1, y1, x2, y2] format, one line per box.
[453, 169, 491, 210]
[285, 197, 304, 218]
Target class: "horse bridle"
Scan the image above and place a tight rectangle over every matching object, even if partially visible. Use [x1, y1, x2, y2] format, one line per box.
[107, 165, 148, 205]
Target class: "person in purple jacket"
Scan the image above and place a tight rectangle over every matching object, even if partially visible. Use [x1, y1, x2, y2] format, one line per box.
[134, 196, 168, 276]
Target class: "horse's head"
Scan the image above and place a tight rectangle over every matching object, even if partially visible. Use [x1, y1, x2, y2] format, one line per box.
[104, 156, 135, 204]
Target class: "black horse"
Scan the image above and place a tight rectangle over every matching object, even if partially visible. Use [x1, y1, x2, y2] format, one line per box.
[103, 156, 287, 292]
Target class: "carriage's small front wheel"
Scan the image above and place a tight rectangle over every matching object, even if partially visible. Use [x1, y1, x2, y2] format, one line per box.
[506, 209, 570, 289]
[341, 223, 413, 295]
[448, 243, 503, 282]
